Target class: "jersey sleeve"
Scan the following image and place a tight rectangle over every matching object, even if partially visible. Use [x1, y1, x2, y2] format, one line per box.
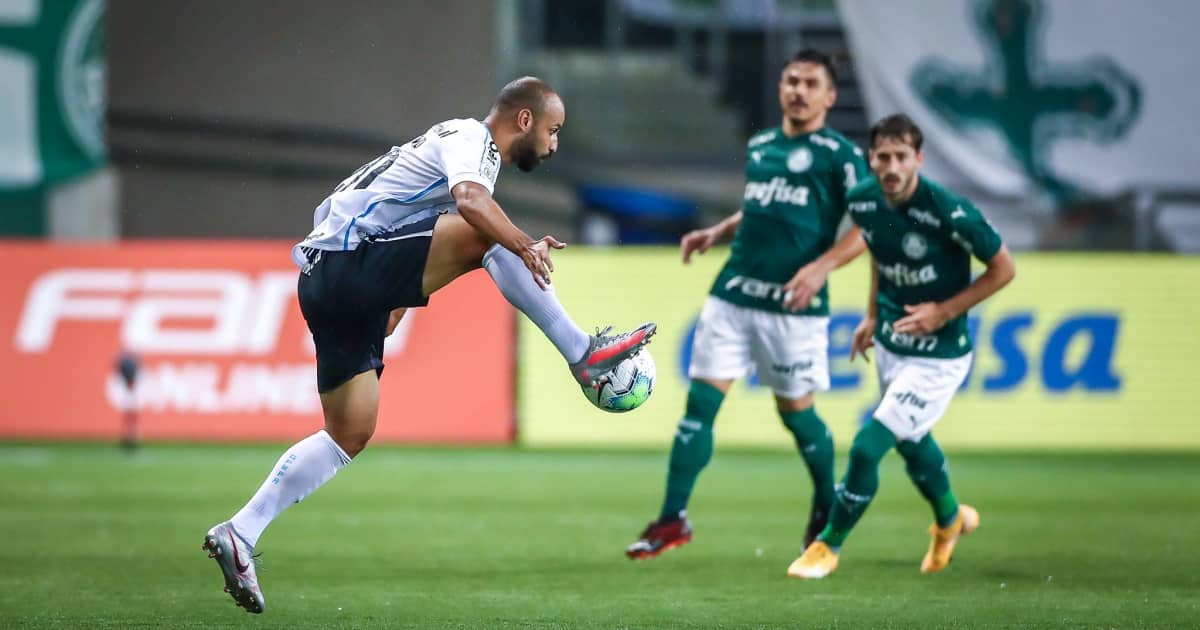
[434, 122, 500, 193]
[945, 198, 1003, 262]
[832, 143, 870, 216]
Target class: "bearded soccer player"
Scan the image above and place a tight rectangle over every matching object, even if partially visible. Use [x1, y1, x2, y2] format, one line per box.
[787, 113, 1016, 579]
[626, 49, 869, 560]
[201, 77, 656, 613]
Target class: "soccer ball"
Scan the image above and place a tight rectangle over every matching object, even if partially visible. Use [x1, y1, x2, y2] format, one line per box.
[582, 349, 656, 413]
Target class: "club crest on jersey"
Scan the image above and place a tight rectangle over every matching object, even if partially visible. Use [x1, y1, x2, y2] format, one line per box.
[787, 147, 813, 173]
[902, 232, 928, 259]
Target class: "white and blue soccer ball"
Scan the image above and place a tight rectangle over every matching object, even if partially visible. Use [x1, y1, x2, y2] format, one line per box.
[583, 349, 656, 413]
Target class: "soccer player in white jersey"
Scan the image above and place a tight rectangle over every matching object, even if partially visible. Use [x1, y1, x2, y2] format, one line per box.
[201, 77, 655, 614]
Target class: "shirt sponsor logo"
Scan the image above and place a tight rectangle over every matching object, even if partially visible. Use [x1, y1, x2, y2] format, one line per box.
[481, 141, 501, 181]
[902, 232, 928, 259]
[849, 200, 876, 213]
[744, 177, 810, 208]
[724, 275, 788, 303]
[951, 231, 974, 253]
[877, 261, 938, 287]
[748, 129, 777, 147]
[907, 207, 941, 228]
[810, 134, 839, 151]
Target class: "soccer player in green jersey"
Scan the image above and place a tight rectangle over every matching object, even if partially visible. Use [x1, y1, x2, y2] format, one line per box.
[627, 49, 870, 559]
[787, 113, 1016, 579]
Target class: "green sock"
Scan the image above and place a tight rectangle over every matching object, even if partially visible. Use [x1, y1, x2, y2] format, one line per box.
[896, 433, 959, 527]
[659, 380, 724, 520]
[779, 407, 835, 514]
[818, 419, 895, 548]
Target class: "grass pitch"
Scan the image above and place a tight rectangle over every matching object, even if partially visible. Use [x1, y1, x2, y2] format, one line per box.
[1, 444, 1197, 628]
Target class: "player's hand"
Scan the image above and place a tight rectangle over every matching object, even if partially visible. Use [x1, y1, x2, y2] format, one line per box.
[521, 236, 566, 289]
[680, 228, 719, 264]
[893, 302, 951, 336]
[782, 262, 830, 312]
[850, 316, 875, 363]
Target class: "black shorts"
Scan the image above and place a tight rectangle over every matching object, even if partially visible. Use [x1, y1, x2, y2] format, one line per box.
[297, 215, 438, 393]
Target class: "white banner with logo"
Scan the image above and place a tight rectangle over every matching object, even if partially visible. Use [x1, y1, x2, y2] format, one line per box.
[838, 0, 1198, 201]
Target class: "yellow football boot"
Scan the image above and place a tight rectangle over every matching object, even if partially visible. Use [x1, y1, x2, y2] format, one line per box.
[920, 504, 980, 574]
[786, 541, 840, 579]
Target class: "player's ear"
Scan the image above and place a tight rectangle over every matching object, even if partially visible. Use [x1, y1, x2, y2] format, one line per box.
[517, 108, 533, 132]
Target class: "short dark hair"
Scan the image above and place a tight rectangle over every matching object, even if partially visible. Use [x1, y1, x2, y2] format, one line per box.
[786, 48, 838, 86]
[869, 113, 924, 151]
[491, 76, 557, 116]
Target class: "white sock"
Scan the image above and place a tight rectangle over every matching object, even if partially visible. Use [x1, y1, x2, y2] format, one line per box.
[229, 429, 351, 548]
[483, 244, 590, 363]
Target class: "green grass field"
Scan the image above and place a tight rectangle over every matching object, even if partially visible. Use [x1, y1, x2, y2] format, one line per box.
[2, 444, 1198, 629]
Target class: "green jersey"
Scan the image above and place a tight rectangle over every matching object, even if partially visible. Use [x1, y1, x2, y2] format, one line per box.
[846, 176, 1004, 359]
[710, 126, 868, 315]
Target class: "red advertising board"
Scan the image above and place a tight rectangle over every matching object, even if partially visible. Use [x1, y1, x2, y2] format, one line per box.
[0, 241, 515, 443]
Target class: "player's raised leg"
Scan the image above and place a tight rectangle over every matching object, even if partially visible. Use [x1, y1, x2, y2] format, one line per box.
[423, 210, 655, 388]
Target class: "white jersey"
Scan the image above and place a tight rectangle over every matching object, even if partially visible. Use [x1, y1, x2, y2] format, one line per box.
[291, 118, 501, 267]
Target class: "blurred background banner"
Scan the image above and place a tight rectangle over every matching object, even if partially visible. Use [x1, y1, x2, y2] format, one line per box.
[520, 248, 1199, 450]
[839, 0, 1200, 249]
[0, 0, 108, 236]
[0, 241, 515, 443]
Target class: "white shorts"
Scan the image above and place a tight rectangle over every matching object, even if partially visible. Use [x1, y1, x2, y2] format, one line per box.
[688, 296, 830, 399]
[872, 343, 972, 442]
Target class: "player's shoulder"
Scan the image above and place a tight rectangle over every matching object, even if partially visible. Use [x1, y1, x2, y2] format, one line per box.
[845, 176, 883, 217]
[746, 127, 781, 149]
[428, 117, 489, 142]
[921, 177, 977, 220]
[846, 175, 882, 201]
[812, 127, 865, 159]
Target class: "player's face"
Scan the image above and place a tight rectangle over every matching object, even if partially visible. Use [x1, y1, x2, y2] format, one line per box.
[870, 135, 924, 199]
[778, 62, 836, 127]
[513, 95, 565, 173]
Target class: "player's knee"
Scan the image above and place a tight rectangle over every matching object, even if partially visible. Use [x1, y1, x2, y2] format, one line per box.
[334, 428, 374, 458]
[848, 437, 890, 465]
[324, 421, 376, 458]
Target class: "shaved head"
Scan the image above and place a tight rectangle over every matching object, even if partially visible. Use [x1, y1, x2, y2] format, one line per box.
[485, 76, 564, 172]
[490, 76, 558, 116]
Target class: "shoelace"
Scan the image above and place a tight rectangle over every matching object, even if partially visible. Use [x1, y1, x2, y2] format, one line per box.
[594, 325, 639, 348]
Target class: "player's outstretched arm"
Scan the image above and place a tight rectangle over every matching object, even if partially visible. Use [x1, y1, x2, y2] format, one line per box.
[681, 210, 742, 263]
[893, 245, 1016, 336]
[452, 181, 564, 288]
[783, 226, 867, 311]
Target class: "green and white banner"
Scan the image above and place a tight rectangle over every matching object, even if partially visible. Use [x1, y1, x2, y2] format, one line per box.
[838, 0, 1193, 202]
[0, 0, 106, 233]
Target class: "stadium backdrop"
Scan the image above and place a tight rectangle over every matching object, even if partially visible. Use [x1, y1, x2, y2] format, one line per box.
[1, 242, 1195, 449]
